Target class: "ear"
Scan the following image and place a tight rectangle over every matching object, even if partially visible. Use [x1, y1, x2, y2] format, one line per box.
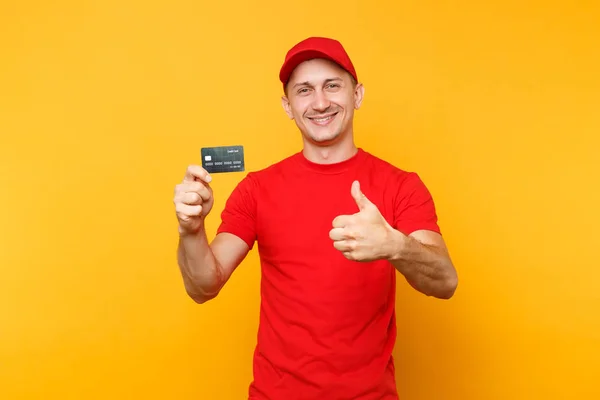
[353, 83, 365, 110]
[281, 95, 294, 120]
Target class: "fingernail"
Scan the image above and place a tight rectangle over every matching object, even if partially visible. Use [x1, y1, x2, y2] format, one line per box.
[206, 175, 212, 182]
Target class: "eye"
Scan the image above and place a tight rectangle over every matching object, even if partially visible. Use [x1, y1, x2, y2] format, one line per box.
[326, 83, 341, 89]
[297, 87, 310, 94]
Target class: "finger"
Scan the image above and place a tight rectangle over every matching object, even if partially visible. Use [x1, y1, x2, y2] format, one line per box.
[177, 181, 204, 192]
[333, 240, 354, 253]
[180, 192, 202, 205]
[176, 182, 211, 201]
[351, 180, 373, 211]
[332, 214, 353, 228]
[195, 183, 212, 201]
[329, 228, 348, 241]
[183, 165, 212, 184]
[175, 203, 202, 217]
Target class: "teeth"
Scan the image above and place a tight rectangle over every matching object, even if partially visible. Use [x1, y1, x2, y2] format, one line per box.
[312, 115, 334, 122]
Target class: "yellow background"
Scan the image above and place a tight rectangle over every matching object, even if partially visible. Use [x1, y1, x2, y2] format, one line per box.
[1, 0, 599, 399]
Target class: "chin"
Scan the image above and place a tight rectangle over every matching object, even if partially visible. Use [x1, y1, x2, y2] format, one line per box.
[305, 125, 345, 144]
[305, 128, 342, 144]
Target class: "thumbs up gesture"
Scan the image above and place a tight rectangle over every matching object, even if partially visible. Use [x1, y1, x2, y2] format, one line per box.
[329, 181, 397, 262]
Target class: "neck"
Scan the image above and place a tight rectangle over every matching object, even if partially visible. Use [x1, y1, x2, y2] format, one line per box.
[301, 134, 358, 165]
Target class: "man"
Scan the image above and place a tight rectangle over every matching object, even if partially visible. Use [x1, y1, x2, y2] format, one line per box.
[173, 37, 458, 400]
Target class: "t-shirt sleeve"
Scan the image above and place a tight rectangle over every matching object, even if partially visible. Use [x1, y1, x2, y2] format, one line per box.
[393, 172, 441, 236]
[216, 173, 257, 249]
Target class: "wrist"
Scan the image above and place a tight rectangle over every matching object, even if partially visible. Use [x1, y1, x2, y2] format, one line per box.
[385, 227, 407, 262]
[178, 223, 205, 238]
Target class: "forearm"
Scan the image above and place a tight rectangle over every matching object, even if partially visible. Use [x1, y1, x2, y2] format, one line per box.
[387, 230, 458, 299]
[177, 226, 225, 303]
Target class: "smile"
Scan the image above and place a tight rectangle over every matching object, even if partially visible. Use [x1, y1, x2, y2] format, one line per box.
[307, 112, 338, 125]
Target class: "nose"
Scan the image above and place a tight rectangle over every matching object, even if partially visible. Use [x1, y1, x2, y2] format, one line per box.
[312, 89, 330, 112]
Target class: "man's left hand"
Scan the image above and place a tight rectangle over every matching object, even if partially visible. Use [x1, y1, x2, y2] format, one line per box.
[329, 180, 402, 262]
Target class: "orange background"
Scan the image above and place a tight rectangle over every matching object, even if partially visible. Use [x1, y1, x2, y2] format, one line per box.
[1, 1, 599, 399]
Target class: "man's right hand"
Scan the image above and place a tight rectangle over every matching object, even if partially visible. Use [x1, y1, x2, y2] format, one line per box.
[174, 165, 214, 235]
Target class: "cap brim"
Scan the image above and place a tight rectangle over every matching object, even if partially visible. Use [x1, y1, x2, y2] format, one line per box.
[279, 49, 341, 85]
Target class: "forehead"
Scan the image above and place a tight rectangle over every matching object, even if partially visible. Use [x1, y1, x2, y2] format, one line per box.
[288, 58, 349, 84]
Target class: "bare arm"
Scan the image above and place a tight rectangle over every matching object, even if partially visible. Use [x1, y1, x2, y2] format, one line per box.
[387, 229, 458, 299]
[329, 181, 458, 300]
[177, 229, 250, 303]
[173, 164, 251, 303]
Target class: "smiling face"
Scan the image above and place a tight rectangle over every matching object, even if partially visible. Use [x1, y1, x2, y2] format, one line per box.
[281, 58, 364, 147]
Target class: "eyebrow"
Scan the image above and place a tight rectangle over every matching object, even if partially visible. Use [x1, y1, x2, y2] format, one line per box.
[292, 77, 343, 89]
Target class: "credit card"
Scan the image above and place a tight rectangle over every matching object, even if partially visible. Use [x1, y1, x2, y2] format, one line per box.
[201, 145, 245, 173]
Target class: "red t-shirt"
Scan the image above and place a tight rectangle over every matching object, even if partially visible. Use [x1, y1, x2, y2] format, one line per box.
[217, 148, 441, 400]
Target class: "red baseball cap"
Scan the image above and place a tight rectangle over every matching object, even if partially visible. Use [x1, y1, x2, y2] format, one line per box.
[279, 37, 358, 87]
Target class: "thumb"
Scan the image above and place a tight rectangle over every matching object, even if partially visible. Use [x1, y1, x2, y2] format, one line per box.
[351, 180, 372, 211]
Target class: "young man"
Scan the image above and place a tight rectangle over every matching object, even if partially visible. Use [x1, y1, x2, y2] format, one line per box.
[173, 37, 458, 400]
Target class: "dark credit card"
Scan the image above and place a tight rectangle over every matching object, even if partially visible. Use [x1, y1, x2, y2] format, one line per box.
[201, 145, 245, 173]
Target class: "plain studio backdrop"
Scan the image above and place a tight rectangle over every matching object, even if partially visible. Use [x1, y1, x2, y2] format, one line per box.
[1, 1, 599, 399]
